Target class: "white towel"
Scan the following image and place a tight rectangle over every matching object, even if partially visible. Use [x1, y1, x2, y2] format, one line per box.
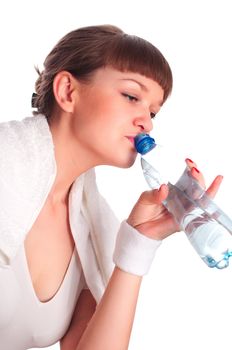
[0, 115, 119, 302]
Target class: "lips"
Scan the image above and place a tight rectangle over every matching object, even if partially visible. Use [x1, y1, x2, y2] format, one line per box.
[126, 136, 135, 145]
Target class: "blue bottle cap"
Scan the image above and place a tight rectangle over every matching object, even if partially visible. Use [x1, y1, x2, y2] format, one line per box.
[134, 133, 156, 155]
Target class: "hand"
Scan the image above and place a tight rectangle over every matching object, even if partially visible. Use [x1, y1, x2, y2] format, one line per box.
[127, 159, 223, 240]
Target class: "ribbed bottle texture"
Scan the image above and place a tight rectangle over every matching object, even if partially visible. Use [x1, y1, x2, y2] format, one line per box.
[135, 133, 232, 269]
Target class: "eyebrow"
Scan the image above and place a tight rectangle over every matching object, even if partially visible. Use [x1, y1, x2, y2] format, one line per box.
[120, 78, 163, 107]
[120, 78, 148, 91]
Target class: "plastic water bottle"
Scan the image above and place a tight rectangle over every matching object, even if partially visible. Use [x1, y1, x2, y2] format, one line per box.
[134, 133, 232, 269]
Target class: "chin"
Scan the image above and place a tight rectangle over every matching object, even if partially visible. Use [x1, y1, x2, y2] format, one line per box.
[114, 154, 137, 169]
[102, 149, 137, 168]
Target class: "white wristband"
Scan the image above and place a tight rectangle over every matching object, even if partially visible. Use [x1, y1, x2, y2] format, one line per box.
[113, 220, 162, 276]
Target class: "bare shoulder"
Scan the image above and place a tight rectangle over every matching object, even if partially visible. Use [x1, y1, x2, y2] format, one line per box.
[60, 289, 97, 350]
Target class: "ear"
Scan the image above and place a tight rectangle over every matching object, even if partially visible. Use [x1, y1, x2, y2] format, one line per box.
[53, 71, 79, 113]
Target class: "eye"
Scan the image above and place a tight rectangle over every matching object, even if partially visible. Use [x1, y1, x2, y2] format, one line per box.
[150, 112, 156, 119]
[122, 93, 138, 102]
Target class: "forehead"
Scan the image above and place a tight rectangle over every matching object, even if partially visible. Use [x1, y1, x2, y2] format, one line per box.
[91, 67, 164, 95]
[92, 67, 153, 83]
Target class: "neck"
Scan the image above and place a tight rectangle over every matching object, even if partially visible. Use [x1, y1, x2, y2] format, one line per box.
[46, 113, 95, 204]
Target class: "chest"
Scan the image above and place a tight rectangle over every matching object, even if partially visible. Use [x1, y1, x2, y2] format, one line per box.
[24, 198, 75, 302]
[0, 239, 83, 349]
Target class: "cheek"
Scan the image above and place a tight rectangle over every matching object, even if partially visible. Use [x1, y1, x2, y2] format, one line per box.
[73, 94, 128, 147]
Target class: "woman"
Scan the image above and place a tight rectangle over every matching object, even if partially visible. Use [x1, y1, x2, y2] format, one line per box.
[0, 24, 222, 349]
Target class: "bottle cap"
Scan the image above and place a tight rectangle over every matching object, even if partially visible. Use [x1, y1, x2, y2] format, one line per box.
[134, 133, 156, 155]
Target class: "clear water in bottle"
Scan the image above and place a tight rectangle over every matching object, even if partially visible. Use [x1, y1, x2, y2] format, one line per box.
[134, 133, 232, 269]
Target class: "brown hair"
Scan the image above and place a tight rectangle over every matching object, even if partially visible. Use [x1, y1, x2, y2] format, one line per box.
[33, 24, 173, 118]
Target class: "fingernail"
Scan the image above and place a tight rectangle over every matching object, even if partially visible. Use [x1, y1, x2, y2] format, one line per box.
[193, 167, 200, 173]
[186, 158, 194, 163]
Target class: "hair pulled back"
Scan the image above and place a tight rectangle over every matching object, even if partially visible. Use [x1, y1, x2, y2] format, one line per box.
[33, 24, 173, 118]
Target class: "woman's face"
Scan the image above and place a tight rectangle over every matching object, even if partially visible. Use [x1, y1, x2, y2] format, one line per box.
[71, 67, 164, 168]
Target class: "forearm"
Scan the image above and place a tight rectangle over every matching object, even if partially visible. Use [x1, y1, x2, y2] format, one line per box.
[76, 267, 142, 350]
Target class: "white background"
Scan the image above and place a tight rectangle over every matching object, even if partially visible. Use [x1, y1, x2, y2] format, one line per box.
[0, 1, 232, 349]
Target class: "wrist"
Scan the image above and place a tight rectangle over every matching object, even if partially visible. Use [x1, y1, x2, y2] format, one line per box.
[113, 220, 162, 276]
[126, 219, 160, 240]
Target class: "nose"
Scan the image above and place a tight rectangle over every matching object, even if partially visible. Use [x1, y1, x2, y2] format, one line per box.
[133, 110, 153, 133]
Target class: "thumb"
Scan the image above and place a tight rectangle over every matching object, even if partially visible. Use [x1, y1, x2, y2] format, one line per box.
[139, 184, 169, 205]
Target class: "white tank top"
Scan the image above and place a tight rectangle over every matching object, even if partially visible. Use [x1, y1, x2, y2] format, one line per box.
[0, 244, 85, 349]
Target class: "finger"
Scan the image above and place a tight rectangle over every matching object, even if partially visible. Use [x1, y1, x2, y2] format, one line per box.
[140, 184, 169, 205]
[185, 158, 197, 168]
[206, 175, 223, 198]
[185, 158, 206, 189]
[191, 167, 206, 189]
[154, 184, 169, 203]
